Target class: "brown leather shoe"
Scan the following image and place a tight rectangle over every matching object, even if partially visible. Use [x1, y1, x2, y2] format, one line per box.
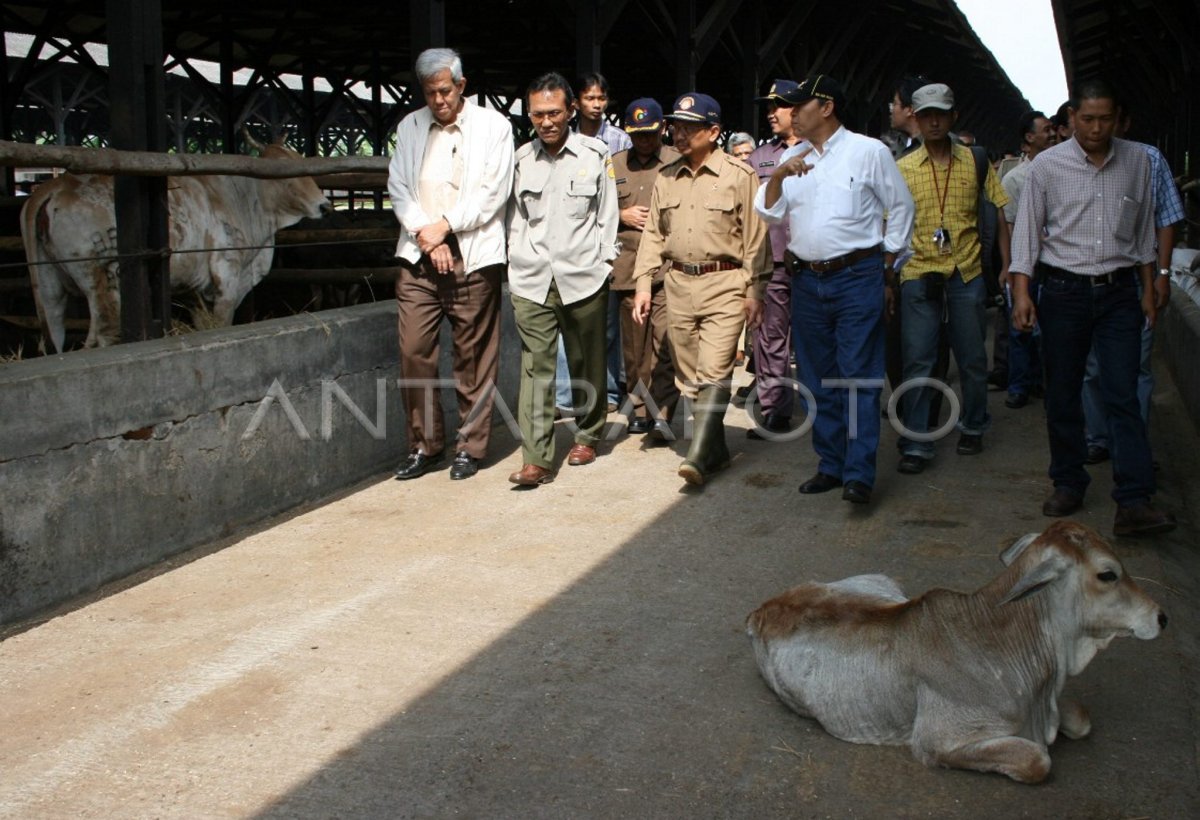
[508, 464, 554, 486]
[1042, 488, 1083, 517]
[567, 443, 596, 466]
[1114, 502, 1177, 537]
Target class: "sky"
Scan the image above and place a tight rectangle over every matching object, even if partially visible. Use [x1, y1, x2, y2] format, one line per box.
[955, 0, 1070, 115]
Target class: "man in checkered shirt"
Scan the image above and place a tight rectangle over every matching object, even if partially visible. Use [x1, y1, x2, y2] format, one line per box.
[1009, 78, 1175, 537]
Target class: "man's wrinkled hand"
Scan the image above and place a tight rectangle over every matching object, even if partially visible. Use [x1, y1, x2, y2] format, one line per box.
[416, 219, 451, 254]
[632, 292, 652, 325]
[620, 205, 650, 232]
[429, 243, 455, 275]
[744, 297, 763, 331]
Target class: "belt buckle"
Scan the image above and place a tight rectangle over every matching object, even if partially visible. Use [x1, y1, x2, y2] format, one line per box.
[682, 262, 703, 275]
[1092, 273, 1111, 287]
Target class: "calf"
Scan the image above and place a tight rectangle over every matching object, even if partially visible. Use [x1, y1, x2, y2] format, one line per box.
[746, 521, 1166, 782]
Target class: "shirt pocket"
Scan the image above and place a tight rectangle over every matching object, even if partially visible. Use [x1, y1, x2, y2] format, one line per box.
[568, 179, 597, 219]
[1114, 195, 1140, 243]
[517, 172, 549, 224]
[820, 178, 866, 219]
[704, 192, 736, 232]
[656, 193, 681, 233]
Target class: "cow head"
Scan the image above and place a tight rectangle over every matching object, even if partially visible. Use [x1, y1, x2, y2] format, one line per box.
[243, 127, 332, 220]
[997, 521, 1166, 674]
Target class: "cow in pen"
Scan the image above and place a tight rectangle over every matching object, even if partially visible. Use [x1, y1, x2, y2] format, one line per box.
[20, 133, 331, 353]
[746, 520, 1166, 783]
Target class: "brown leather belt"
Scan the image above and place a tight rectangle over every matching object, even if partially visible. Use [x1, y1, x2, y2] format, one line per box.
[786, 245, 881, 274]
[670, 260, 740, 276]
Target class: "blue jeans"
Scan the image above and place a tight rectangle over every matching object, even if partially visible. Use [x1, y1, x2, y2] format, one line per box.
[1007, 325, 1042, 397]
[1082, 281, 1153, 448]
[898, 271, 990, 459]
[791, 254, 885, 488]
[1037, 268, 1154, 505]
[556, 290, 623, 410]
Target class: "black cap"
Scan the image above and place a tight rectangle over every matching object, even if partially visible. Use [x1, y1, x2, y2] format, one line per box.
[780, 74, 846, 112]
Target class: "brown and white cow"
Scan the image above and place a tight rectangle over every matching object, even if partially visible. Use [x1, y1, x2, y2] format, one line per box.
[20, 138, 331, 353]
[746, 521, 1166, 783]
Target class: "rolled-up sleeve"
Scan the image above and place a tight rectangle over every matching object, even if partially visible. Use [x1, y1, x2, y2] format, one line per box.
[754, 182, 788, 224]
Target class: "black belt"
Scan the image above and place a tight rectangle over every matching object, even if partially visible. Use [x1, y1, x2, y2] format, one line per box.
[786, 245, 880, 275]
[1039, 263, 1135, 287]
[670, 260, 740, 276]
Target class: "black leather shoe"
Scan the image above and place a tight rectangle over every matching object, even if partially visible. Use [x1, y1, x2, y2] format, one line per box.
[987, 369, 1008, 391]
[627, 416, 653, 435]
[1085, 445, 1110, 464]
[647, 420, 674, 444]
[956, 433, 983, 455]
[1004, 393, 1029, 409]
[798, 472, 843, 494]
[747, 413, 791, 439]
[449, 451, 479, 480]
[1042, 488, 1083, 517]
[897, 454, 927, 474]
[394, 450, 444, 481]
[842, 481, 872, 504]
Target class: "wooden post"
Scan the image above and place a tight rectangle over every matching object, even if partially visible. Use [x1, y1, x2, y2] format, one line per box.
[107, 0, 170, 344]
[411, 0, 447, 57]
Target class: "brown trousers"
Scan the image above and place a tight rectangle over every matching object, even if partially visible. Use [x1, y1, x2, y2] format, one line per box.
[396, 261, 502, 459]
[617, 286, 679, 421]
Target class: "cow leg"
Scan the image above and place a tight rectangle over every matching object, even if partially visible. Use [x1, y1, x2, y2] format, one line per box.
[33, 269, 69, 354]
[85, 263, 121, 347]
[1058, 698, 1092, 740]
[929, 736, 1052, 783]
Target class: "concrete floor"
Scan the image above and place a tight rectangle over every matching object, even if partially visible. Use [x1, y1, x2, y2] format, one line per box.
[2, 364, 1199, 819]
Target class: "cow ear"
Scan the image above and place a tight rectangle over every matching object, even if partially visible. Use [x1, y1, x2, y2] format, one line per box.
[999, 533, 1039, 566]
[1000, 555, 1068, 605]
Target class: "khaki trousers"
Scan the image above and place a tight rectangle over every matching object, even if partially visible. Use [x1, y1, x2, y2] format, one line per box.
[617, 286, 679, 420]
[664, 268, 745, 399]
[396, 263, 502, 459]
[510, 281, 609, 469]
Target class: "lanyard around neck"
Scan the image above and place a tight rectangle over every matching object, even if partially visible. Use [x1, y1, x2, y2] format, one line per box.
[929, 150, 953, 226]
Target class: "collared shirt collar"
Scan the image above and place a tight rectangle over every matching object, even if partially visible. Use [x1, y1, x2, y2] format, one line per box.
[912, 139, 964, 166]
[672, 148, 724, 178]
[810, 125, 847, 157]
[1068, 133, 1116, 168]
[535, 129, 581, 159]
[627, 148, 664, 170]
[429, 98, 469, 130]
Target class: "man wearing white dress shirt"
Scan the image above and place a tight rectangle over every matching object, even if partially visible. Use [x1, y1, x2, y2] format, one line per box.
[388, 47, 515, 482]
[755, 75, 914, 505]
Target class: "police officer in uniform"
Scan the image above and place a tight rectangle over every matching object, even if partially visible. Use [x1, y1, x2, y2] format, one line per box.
[611, 97, 681, 435]
[745, 79, 803, 438]
[632, 93, 772, 485]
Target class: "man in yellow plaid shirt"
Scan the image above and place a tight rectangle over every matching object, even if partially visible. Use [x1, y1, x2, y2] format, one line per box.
[894, 83, 1010, 473]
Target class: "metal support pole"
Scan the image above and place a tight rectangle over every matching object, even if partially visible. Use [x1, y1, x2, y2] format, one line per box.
[107, 0, 170, 344]
[411, 0, 447, 57]
[675, 0, 697, 93]
[576, 0, 601, 78]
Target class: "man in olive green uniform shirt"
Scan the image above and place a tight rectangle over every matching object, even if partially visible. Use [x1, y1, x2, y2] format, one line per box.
[507, 73, 620, 487]
[611, 97, 680, 435]
[632, 93, 772, 485]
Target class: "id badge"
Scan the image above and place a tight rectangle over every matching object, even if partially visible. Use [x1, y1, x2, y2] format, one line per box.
[933, 227, 952, 256]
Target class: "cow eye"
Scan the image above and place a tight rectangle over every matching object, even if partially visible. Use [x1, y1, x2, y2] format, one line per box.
[1097, 570, 1119, 582]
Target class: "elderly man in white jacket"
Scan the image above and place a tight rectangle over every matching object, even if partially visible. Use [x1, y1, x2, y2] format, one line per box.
[388, 47, 514, 482]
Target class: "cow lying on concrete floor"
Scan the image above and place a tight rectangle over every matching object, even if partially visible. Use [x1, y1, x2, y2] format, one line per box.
[746, 520, 1166, 783]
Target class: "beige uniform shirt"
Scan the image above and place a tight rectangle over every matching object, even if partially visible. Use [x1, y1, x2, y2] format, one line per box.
[633, 150, 771, 299]
[507, 132, 620, 305]
[610, 144, 680, 290]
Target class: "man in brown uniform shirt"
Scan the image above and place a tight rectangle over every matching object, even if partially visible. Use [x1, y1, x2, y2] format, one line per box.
[633, 93, 772, 485]
[611, 97, 681, 435]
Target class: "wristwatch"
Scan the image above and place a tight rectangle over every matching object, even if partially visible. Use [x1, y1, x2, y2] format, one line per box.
[1157, 267, 1171, 278]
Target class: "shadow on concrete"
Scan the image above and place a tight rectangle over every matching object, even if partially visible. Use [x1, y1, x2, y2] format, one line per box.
[251, 363, 1200, 818]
